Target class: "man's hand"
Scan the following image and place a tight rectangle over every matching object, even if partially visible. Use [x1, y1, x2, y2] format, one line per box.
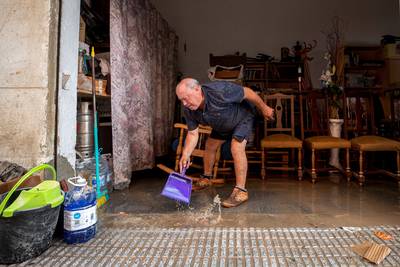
[179, 154, 191, 173]
[243, 87, 275, 121]
[262, 105, 275, 120]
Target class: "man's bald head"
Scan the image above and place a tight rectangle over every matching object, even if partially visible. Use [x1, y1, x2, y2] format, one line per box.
[176, 78, 203, 110]
[176, 78, 200, 95]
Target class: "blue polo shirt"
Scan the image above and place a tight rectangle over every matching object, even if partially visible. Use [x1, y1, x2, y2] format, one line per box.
[184, 81, 255, 139]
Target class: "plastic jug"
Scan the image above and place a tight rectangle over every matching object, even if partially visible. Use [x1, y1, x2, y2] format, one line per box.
[63, 176, 97, 244]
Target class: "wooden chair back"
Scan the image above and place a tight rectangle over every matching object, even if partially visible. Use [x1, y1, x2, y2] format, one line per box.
[302, 90, 330, 137]
[209, 53, 247, 67]
[174, 123, 221, 177]
[343, 88, 376, 138]
[263, 93, 296, 137]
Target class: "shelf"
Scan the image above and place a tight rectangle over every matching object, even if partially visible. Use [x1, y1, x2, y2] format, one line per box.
[78, 89, 111, 99]
[345, 86, 382, 90]
[345, 65, 384, 70]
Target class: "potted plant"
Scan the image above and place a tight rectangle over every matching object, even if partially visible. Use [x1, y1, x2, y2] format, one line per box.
[321, 16, 346, 169]
[320, 56, 344, 121]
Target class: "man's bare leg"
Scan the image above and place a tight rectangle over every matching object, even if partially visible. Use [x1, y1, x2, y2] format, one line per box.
[203, 137, 225, 176]
[231, 138, 248, 188]
[221, 138, 249, 208]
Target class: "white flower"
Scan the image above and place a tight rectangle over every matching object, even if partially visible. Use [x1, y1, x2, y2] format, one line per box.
[320, 53, 337, 88]
[323, 52, 331, 61]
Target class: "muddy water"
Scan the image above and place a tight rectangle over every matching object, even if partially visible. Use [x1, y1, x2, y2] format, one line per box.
[184, 194, 222, 225]
[100, 193, 224, 228]
[100, 173, 400, 229]
[173, 194, 222, 225]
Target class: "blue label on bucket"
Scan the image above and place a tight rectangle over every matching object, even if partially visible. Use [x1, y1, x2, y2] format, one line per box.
[74, 213, 81, 219]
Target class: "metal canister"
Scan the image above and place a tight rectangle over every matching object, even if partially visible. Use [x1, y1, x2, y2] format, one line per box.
[76, 102, 93, 158]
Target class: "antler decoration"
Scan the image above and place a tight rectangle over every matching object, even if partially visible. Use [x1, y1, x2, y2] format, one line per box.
[301, 40, 317, 61]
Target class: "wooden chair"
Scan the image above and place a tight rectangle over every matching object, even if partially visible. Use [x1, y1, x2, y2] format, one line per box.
[303, 90, 352, 183]
[344, 88, 400, 185]
[173, 123, 221, 179]
[209, 53, 247, 67]
[260, 93, 303, 180]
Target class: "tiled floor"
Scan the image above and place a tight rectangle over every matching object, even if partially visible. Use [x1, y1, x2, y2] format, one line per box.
[15, 226, 400, 266]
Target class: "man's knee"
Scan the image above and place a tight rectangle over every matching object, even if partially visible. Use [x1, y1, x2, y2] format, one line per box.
[205, 138, 224, 151]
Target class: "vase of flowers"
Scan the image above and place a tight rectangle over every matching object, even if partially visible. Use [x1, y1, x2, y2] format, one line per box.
[320, 53, 344, 120]
[321, 53, 344, 169]
[321, 17, 346, 169]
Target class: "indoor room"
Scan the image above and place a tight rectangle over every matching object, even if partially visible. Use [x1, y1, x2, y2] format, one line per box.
[0, 0, 399, 265]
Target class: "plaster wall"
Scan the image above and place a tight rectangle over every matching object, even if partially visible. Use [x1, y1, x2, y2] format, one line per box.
[150, 0, 400, 85]
[0, 0, 59, 168]
[56, 0, 81, 177]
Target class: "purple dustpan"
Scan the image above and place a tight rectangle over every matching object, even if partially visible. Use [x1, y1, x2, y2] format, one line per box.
[161, 168, 192, 204]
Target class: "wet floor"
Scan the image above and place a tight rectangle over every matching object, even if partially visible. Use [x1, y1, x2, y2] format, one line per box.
[100, 168, 400, 229]
[9, 168, 400, 267]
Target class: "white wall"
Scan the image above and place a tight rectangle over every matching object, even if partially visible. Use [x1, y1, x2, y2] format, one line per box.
[150, 0, 400, 85]
[0, 0, 58, 168]
[56, 0, 81, 177]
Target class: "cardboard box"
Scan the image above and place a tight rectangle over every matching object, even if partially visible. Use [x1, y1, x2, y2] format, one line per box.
[351, 241, 391, 265]
[77, 74, 107, 95]
[384, 43, 400, 59]
[79, 17, 86, 42]
[386, 58, 400, 86]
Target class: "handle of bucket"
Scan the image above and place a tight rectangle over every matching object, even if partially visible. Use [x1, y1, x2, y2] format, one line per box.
[0, 164, 56, 216]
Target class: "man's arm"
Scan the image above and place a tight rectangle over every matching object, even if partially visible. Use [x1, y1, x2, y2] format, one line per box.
[243, 86, 274, 120]
[179, 127, 199, 172]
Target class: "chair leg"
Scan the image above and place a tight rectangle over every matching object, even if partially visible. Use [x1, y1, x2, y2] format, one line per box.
[397, 151, 400, 185]
[297, 148, 303, 181]
[358, 150, 365, 186]
[212, 163, 219, 179]
[175, 155, 180, 172]
[261, 147, 266, 180]
[346, 148, 352, 182]
[212, 148, 221, 179]
[311, 149, 317, 183]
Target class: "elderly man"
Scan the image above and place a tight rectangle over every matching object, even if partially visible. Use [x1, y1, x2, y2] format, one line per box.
[176, 78, 274, 208]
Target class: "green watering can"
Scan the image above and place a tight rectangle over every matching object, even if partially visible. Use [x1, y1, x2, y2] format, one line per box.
[0, 164, 64, 217]
[0, 164, 64, 264]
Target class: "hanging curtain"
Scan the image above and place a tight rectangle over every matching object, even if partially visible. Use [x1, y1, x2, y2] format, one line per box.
[110, 0, 178, 189]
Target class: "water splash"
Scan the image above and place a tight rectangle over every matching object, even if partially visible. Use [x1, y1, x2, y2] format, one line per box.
[177, 194, 222, 225]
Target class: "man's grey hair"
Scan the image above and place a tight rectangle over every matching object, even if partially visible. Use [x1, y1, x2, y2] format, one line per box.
[183, 78, 199, 90]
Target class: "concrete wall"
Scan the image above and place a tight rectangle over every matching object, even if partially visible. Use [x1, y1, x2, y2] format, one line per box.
[0, 0, 59, 168]
[56, 0, 81, 178]
[150, 0, 400, 85]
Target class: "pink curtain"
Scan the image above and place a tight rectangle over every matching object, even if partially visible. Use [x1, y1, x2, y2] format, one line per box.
[110, 0, 178, 189]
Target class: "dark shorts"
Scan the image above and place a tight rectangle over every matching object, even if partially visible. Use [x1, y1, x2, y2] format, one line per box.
[210, 115, 254, 142]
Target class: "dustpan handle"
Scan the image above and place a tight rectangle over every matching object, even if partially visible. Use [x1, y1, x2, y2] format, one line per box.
[181, 167, 186, 176]
[0, 164, 56, 216]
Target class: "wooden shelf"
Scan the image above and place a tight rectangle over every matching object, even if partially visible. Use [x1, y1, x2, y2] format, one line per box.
[244, 61, 306, 91]
[345, 86, 382, 90]
[344, 46, 385, 89]
[77, 89, 111, 99]
[246, 79, 267, 82]
[345, 65, 384, 70]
